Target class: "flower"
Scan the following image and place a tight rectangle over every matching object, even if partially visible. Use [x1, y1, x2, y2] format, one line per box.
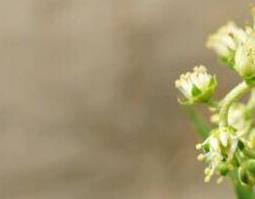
[234, 33, 255, 82]
[196, 127, 239, 182]
[175, 65, 217, 104]
[207, 22, 248, 67]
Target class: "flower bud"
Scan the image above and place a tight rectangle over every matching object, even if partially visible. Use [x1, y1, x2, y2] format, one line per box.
[238, 160, 255, 186]
[238, 167, 250, 185]
[234, 33, 255, 83]
[175, 65, 217, 105]
[217, 162, 229, 176]
[245, 159, 255, 176]
[207, 22, 248, 67]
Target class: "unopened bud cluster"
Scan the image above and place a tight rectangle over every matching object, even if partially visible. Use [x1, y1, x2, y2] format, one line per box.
[175, 9, 255, 187]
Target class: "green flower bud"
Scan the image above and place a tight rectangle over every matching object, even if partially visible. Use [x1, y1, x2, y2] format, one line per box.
[175, 65, 217, 105]
[245, 160, 255, 176]
[207, 22, 248, 67]
[238, 167, 250, 186]
[238, 160, 255, 186]
[217, 162, 229, 176]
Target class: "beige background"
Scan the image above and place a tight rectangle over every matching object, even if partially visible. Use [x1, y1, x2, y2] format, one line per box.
[0, 0, 253, 198]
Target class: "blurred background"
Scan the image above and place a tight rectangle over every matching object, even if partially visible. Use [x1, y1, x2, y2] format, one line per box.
[0, 0, 254, 198]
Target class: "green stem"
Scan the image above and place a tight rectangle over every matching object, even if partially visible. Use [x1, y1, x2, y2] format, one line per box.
[207, 99, 220, 109]
[219, 81, 251, 128]
[184, 106, 210, 139]
[231, 170, 255, 199]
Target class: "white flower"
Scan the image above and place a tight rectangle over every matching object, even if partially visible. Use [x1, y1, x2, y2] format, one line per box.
[196, 127, 238, 182]
[175, 65, 217, 104]
[207, 22, 248, 66]
[234, 33, 255, 80]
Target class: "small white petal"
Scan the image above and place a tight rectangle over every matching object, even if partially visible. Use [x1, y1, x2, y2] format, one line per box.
[220, 132, 229, 147]
[210, 137, 219, 151]
[228, 138, 238, 160]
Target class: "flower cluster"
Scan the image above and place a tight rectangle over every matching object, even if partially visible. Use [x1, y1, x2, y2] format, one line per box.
[206, 22, 249, 67]
[196, 127, 239, 183]
[175, 8, 255, 187]
[206, 19, 255, 82]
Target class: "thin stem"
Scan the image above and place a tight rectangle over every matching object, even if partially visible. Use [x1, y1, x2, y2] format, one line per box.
[184, 106, 211, 139]
[219, 81, 251, 128]
[206, 98, 220, 109]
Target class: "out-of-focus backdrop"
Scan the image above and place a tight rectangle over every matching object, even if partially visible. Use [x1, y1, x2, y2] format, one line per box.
[0, 0, 253, 198]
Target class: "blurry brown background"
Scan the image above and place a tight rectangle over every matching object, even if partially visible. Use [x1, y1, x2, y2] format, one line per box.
[0, 0, 253, 198]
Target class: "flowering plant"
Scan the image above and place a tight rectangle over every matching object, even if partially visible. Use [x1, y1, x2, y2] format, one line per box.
[175, 8, 255, 199]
